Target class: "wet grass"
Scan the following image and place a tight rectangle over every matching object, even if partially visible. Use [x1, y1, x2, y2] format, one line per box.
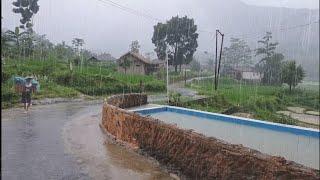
[2, 58, 165, 108]
[184, 77, 319, 126]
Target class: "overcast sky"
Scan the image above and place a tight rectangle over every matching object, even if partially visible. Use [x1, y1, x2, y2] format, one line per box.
[1, 0, 319, 58]
[242, 0, 319, 9]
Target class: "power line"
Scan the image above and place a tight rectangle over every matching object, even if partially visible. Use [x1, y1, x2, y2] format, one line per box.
[97, 0, 318, 41]
[98, 0, 162, 22]
[97, 0, 216, 34]
[232, 20, 319, 40]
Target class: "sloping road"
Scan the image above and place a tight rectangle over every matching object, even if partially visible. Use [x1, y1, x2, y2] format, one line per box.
[148, 75, 213, 103]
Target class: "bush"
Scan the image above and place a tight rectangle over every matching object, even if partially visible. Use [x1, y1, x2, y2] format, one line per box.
[1, 83, 20, 108]
[52, 71, 73, 85]
[252, 97, 280, 112]
[254, 109, 297, 125]
[145, 81, 166, 92]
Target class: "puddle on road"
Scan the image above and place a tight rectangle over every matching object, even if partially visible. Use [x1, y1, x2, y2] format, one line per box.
[63, 112, 174, 180]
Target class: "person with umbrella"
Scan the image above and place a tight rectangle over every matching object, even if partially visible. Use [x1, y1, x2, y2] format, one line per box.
[21, 76, 34, 113]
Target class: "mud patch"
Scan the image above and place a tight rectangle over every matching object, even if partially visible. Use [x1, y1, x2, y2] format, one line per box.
[306, 111, 320, 116]
[277, 111, 319, 126]
[287, 107, 305, 114]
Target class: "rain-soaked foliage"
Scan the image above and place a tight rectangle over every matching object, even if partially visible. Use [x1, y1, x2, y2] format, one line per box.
[1, 0, 319, 179]
[2, 0, 319, 122]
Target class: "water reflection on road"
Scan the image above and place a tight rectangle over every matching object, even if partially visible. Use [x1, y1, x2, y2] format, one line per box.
[2, 102, 173, 180]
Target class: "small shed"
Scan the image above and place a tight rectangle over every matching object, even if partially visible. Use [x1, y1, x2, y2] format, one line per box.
[231, 67, 262, 82]
[117, 52, 164, 75]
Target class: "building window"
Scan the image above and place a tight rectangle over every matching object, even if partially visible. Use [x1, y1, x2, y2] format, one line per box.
[136, 64, 140, 67]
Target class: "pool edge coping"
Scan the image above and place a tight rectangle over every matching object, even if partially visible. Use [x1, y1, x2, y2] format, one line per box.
[133, 105, 320, 138]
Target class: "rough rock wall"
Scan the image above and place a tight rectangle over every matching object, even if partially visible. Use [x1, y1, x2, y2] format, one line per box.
[101, 98, 319, 179]
[107, 93, 147, 108]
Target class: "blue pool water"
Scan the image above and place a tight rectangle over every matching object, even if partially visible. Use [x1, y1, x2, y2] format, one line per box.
[136, 106, 320, 169]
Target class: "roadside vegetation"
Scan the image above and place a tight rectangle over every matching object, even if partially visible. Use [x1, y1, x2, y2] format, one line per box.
[169, 31, 319, 127]
[182, 77, 319, 126]
[1, 2, 167, 109]
[2, 0, 318, 130]
[2, 58, 165, 108]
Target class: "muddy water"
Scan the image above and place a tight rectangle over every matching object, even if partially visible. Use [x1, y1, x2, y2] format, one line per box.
[2, 102, 173, 180]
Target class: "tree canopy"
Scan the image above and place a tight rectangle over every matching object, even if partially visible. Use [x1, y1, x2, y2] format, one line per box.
[222, 38, 252, 68]
[12, 0, 40, 30]
[130, 40, 140, 54]
[281, 61, 305, 91]
[256, 32, 283, 85]
[152, 16, 198, 72]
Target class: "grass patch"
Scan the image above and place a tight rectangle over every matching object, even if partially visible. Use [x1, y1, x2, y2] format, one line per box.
[2, 58, 165, 108]
[184, 77, 319, 126]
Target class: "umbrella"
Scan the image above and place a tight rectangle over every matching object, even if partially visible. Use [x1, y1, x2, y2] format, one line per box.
[13, 76, 40, 92]
[14, 76, 26, 85]
[31, 79, 40, 91]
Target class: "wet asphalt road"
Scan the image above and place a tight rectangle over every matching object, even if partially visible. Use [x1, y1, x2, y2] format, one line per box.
[2, 103, 92, 180]
[1, 102, 173, 180]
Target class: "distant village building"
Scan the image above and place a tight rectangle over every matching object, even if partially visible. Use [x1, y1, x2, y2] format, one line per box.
[226, 66, 262, 82]
[97, 53, 117, 62]
[117, 52, 165, 75]
[88, 53, 117, 62]
[87, 56, 100, 62]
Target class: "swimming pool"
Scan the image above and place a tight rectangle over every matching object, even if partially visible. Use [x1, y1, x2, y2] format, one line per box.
[135, 106, 320, 169]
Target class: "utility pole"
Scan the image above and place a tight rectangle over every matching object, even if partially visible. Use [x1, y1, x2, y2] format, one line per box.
[184, 67, 187, 86]
[214, 29, 224, 90]
[214, 30, 218, 91]
[216, 32, 224, 90]
[166, 52, 169, 104]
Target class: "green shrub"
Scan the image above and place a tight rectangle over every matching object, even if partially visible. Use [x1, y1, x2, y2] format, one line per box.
[1, 82, 20, 108]
[254, 109, 297, 125]
[145, 81, 166, 92]
[52, 71, 73, 85]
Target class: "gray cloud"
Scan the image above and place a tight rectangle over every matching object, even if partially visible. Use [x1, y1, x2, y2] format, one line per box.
[1, 0, 319, 60]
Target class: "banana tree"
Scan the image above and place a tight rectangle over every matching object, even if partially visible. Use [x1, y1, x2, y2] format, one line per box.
[4, 27, 28, 58]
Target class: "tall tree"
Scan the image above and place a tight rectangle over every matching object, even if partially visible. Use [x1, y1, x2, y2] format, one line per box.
[72, 38, 85, 72]
[12, 0, 40, 30]
[255, 32, 283, 85]
[256, 32, 278, 61]
[152, 16, 198, 72]
[222, 38, 252, 68]
[1, 29, 15, 58]
[72, 38, 84, 55]
[130, 40, 140, 54]
[281, 61, 305, 92]
[33, 34, 54, 60]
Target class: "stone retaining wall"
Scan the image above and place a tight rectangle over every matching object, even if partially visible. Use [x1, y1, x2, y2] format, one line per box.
[106, 93, 147, 108]
[101, 94, 319, 179]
